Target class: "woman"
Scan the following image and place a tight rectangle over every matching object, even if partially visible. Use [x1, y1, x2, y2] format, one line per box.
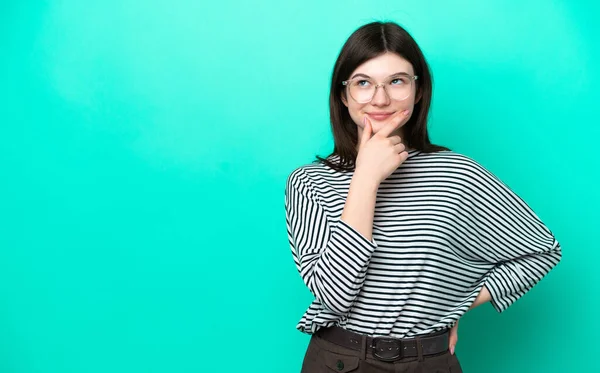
[284, 21, 561, 373]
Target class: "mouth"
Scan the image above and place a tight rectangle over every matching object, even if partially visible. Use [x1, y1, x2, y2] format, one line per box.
[366, 112, 395, 121]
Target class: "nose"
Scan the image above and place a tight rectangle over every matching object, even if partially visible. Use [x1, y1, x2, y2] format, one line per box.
[370, 84, 390, 106]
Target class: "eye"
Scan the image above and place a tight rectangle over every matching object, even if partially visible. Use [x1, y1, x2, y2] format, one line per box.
[390, 77, 408, 85]
[356, 80, 371, 87]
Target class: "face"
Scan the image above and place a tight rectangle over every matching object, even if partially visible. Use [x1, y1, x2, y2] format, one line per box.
[342, 52, 420, 138]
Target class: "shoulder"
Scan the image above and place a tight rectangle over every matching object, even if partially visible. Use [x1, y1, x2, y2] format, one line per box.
[417, 149, 480, 166]
[286, 156, 347, 188]
[416, 150, 498, 181]
[414, 151, 516, 201]
[286, 162, 322, 187]
[285, 158, 335, 197]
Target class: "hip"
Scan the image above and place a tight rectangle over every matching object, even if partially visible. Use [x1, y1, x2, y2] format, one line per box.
[300, 326, 463, 373]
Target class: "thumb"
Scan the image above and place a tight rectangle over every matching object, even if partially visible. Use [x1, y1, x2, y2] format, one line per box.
[360, 116, 373, 147]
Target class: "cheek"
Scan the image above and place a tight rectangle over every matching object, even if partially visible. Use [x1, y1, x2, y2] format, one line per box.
[399, 97, 416, 111]
[348, 103, 367, 125]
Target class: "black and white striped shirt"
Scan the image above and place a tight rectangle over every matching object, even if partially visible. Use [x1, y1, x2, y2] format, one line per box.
[285, 149, 561, 338]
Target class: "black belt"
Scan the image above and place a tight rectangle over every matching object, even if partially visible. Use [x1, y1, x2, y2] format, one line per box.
[315, 326, 449, 362]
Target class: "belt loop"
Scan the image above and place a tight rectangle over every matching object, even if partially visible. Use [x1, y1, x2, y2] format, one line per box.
[415, 336, 424, 362]
[360, 335, 367, 361]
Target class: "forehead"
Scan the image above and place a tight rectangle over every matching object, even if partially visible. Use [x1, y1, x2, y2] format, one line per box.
[350, 52, 415, 78]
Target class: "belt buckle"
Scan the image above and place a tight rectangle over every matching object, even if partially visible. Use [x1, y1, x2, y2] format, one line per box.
[371, 337, 402, 362]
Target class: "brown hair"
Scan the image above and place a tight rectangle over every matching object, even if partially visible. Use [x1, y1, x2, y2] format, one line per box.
[316, 21, 449, 171]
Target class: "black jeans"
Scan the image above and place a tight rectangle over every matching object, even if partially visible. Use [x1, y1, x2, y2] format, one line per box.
[300, 331, 463, 373]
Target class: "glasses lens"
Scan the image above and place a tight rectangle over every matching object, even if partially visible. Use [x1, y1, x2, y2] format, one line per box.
[387, 76, 412, 101]
[348, 79, 375, 103]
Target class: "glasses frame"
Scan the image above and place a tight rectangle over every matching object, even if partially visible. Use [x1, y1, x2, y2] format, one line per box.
[341, 74, 419, 103]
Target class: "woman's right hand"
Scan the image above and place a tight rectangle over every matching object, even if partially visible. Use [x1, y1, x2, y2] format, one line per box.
[355, 110, 411, 185]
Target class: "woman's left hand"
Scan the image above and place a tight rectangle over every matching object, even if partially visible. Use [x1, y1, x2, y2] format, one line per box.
[449, 320, 459, 355]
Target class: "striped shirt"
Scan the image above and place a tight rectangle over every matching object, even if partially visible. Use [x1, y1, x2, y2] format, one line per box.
[285, 149, 561, 339]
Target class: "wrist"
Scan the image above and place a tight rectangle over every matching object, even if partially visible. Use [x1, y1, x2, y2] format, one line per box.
[352, 169, 380, 192]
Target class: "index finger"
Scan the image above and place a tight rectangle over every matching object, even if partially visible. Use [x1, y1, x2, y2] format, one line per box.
[377, 110, 409, 137]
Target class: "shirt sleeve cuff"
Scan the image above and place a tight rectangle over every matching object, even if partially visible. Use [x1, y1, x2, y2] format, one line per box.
[337, 219, 378, 248]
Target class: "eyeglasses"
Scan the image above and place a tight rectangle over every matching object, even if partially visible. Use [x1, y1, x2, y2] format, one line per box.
[342, 73, 418, 103]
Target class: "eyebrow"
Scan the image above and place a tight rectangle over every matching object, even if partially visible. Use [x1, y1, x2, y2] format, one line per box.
[350, 72, 411, 79]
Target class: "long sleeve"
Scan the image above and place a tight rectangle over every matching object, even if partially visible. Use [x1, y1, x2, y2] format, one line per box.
[460, 159, 562, 313]
[285, 168, 377, 315]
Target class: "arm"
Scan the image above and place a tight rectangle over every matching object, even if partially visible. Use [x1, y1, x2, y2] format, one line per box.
[461, 158, 562, 313]
[285, 168, 379, 315]
[469, 285, 492, 310]
[340, 170, 379, 240]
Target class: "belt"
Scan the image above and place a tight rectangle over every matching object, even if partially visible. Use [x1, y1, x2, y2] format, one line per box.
[315, 326, 450, 362]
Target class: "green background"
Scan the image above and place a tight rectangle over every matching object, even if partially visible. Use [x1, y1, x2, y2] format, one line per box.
[1, 1, 598, 372]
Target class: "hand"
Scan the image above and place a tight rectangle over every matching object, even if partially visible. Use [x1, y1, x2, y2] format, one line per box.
[355, 110, 411, 185]
[449, 320, 459, 355]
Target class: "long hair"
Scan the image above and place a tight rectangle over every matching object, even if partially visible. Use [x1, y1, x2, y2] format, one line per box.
[317, 21, 449, 171]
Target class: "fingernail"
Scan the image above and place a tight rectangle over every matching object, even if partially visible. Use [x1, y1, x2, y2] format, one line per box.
[450, 346, 455, 355]
[403, 109, 410, 115]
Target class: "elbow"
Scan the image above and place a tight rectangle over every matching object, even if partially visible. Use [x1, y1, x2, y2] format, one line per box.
[318, 296, 353, 315]
[550, 240, 562, 265]
[306, 274, 356, 315]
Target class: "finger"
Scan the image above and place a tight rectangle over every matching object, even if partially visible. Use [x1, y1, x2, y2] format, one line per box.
[377, 109, 409, 138]
[393, 143, 406, 154]
[449, 322, 459, 355]
[389, 135, 402, 146]
[360, 116, 373, 147]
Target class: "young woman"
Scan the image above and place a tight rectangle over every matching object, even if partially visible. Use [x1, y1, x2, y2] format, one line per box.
[285, 21, 561, 373]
